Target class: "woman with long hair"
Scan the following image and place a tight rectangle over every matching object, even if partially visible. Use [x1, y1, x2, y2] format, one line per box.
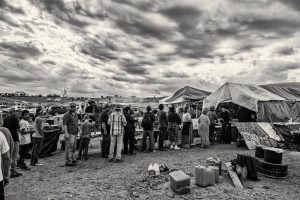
[198, 108, 210, 148]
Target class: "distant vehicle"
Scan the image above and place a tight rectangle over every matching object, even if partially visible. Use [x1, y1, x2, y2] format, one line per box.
[0, 102, 8, 106]
[47, 98, 53, 102]
[0, 105, 10, 112]
[49, 106, 67, 116]
[54, 98, 61, 102]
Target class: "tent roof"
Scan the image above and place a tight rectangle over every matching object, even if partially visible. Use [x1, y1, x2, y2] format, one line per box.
[261, 82, 300, 101]
[203, 82, 285, 111]
[165, 86, 211, 103]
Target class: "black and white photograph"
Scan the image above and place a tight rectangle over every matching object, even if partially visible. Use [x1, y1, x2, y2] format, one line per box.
[0, 0, 300, 199]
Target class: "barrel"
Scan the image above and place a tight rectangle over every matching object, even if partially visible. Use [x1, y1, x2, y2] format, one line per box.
[292, 131, 300, 144]
[256, 158, 288, 179]
[255, 146, 265, 158]
[264, 148, 283, 164]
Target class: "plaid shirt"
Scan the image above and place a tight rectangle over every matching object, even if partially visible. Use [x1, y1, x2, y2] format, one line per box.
[108, 111, 127, 136]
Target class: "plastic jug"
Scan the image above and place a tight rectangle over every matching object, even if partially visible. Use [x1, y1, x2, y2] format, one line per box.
[148, 164, 155, 176]
[153, 163, 160, 176]
[195, 165, 215, 187]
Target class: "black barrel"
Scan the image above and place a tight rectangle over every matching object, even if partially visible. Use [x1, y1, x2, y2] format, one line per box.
[255, 146, 265, 158]
[264, 148, 283, 164]
[293, 131, 300, 144]
[256, 158, 288, 179]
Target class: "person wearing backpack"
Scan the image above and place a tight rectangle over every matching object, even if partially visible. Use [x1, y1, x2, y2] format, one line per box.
[141, 106, 156, 153]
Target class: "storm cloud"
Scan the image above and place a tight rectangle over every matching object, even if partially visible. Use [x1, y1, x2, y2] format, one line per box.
[0, 0, 299, 97]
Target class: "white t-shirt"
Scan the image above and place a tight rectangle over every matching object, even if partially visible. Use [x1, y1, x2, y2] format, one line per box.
[0, 131, 10, 181]
[182, 113, 192, 123]
[19, 119, 31, 145]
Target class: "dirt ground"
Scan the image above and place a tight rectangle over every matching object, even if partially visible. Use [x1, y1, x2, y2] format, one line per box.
[5, 140, 300, 200]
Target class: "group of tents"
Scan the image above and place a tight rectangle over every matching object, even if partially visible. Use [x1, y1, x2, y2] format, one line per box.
[159, 82, 300, 123]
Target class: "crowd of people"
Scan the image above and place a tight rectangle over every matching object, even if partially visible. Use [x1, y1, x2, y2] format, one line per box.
[0, 102, 233, 199]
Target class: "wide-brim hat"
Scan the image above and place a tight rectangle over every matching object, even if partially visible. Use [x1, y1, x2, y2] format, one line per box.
[115, 104, 122, 110]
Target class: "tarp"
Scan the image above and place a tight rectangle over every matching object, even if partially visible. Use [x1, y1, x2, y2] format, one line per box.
[261, 83, 300, 101]
[258, 101, 300, 122]
[235, 122, 284, 149]
[160, 86, 211, 104]
[203, 82, 285, 112]
[39, 127, 61, 158]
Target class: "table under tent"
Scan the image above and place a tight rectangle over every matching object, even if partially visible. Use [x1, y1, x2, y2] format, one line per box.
[202, 82, 300, 150]
[156, 86, 211, 147]
[159, 86, 211, 119]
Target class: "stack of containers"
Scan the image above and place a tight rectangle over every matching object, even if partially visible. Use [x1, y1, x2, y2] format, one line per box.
[255, 146, 288, 178]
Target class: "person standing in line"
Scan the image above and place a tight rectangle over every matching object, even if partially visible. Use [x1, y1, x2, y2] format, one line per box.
[100, 105, 111, 158]
[77, 115, 95, 160]
[18, 110, 31, 170]
[0, 131, 10, 200]
[0, 127, 14, 159]
[207, 106, 218, 145]
[141, 106, 156, 153]
[168, 106, 181, 150]
[220, 107, 232, 144]
[198, 108, 210, 148]
[63, 103, 81, 167]
[123, 107, 136, 155]
[108, 104, 127, 162]
[30, 108, 44, 166]
[3, 108, 22, 178]
[157, 104, 168, 151]
[181, 106, 192, 148]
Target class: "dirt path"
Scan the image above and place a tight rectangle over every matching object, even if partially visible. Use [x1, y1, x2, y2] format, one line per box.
[6, 143, 300, 200]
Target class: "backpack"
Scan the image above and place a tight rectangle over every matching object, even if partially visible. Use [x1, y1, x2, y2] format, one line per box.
[142, 113, 153, 130]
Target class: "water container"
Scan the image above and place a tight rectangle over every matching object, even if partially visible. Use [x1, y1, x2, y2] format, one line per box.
[148, 164, 155, 176]
[195, 166, 215, 187]
[153, 163, 160, 176]
[210, 166, 219, 183]
[169, 170, 191, 194]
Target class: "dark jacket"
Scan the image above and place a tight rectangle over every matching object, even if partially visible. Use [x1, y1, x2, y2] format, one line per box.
[167, 112, 181, 125]
[124, 113, 136, 133]
[141, 111, 155, 130]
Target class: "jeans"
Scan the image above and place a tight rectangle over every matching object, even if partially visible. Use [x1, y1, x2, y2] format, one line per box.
[142, 129, 154, 151]
[109, 134, 123, 160]
[19, 144, 29, 166]
[101, 133, 110, 158]
[159, 127, 167, 149]
[78, 138, 90, 159]
[123, 131, 135, 154]
[0, 181, 4, 200]
[30, 137, 43, 165]
[65, 134, 77, 163]
[11, 141, 19, 172]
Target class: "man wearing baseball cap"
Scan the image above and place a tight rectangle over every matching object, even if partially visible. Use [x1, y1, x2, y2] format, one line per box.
[63, 103, 81, 166]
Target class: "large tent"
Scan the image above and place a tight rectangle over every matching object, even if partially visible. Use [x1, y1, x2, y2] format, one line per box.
[203, 82, 300, 122]
[159, 86, 211, 105]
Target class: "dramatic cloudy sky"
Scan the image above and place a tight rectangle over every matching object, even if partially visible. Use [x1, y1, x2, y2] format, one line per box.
[0, 0, 299, 97]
